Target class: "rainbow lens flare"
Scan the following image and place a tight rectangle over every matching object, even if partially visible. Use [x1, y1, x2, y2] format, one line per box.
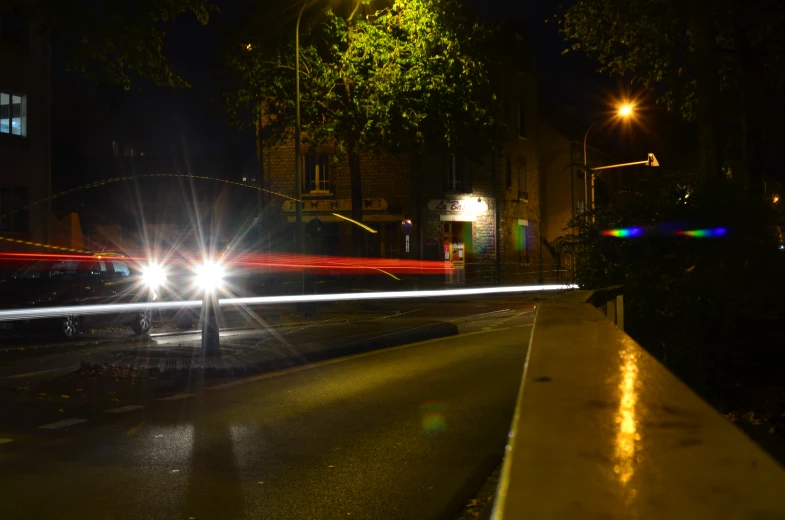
[676, 228, 727, 237]
[420, 402, 446, 434]
[602, 228, 643, 238]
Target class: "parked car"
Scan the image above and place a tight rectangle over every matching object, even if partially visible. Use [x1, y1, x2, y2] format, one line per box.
[0, 255, 153, 339]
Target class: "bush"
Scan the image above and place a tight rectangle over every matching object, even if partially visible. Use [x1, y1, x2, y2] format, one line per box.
[560, 171, 785, 398]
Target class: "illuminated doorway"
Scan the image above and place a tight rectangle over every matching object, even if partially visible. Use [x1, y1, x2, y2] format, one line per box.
[442, 221, 472, 283]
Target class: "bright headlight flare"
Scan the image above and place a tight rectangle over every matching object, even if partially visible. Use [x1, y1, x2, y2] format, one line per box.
[141, 264, 167, 288]
[195, 261, 225, 291]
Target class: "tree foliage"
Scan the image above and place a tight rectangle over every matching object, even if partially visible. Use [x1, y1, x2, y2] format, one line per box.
[224, 0, 500, 252]
[561, 171, 785, 395]
[1, 0, 216, 89]
[226, 0, 498, 154]
[559, 0, 785, 185]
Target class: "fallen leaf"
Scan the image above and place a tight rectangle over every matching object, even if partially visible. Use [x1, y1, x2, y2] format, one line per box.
[110, 397, 120, 402]
[58, 408, 65, 413]
[770, 427, 777, 434]
[171, 469, 180, 473]
[61, 394, 70, 399]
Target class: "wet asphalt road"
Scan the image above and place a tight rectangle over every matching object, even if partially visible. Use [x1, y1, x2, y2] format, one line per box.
[0, 312, 533, 520]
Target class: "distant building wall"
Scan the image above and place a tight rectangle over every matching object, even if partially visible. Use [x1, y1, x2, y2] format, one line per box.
[0, 8, 51, 251]
[51, 212, 84, 250]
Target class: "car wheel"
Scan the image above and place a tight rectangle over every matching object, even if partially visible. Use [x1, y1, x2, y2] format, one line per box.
[61, 315, 81, 339]
[131, 311, 152, 335]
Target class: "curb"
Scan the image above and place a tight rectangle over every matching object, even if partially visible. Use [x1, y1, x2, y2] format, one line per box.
[104, 321, 459, 377]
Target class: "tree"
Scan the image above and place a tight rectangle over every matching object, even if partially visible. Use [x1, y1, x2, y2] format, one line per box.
[0, 0, 215, 89]
[560, 169, 784, 396]
[225, 0, 500, 254]
[559, 0, 785, 190]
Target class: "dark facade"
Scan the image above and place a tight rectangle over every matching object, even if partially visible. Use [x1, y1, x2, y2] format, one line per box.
[0, 7, 50, 249]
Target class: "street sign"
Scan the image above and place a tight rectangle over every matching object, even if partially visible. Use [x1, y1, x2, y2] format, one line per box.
[405, 235, 410, 253]
[401, 219, 413, 235]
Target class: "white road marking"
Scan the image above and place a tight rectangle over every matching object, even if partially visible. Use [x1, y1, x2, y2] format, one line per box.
[157, 393, 194, 401]
[39, 418, 87, 429]
[3, 366, 79, 379]
[0, 438, 14, 445]
[205, 326, 515, 391]
[513, 324, 533, 328]
[105, 405, 146, 414]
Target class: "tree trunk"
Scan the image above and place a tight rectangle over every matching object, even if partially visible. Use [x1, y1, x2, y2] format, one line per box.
[689, 0, 722, 179]
[348, 137, 364, 257]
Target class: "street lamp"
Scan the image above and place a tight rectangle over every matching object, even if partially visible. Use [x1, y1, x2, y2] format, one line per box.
[583, 103, 635, 218]
[295, 0, 358, 255]
[294, 0, 311, 256]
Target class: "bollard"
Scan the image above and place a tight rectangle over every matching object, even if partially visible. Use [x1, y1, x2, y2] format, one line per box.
[201, 292, 220, 357]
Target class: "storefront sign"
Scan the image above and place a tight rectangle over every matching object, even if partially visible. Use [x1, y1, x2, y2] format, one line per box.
[427, 198, 488, 213]
[282, 198, 388, 212]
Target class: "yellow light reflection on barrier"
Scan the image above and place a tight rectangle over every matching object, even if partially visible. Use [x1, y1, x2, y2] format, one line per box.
[614, 340, 641, 489]
[331, 213, 378, 233]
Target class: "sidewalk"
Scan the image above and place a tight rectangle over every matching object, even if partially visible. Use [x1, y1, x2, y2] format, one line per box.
[104, 317, 458, 375]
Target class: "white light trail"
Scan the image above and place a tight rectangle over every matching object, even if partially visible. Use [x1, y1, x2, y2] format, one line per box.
[0, 285, 577, 322]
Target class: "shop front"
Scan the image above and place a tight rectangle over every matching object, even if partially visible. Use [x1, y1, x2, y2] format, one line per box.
[427, 198, 490, 284]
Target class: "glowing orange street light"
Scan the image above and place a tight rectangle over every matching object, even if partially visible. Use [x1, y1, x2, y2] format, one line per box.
[618, 104, 634, 117]
[583, 101, 637, 220]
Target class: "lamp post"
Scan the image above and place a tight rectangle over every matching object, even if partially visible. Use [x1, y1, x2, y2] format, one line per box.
[583, 104, 635, 219]
[294, 0, 311, 256]
[582, 120, 599, 220]
[294, 0, 359, 256]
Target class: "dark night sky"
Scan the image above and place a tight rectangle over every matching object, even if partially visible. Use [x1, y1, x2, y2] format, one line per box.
[52, 0, 696, 192]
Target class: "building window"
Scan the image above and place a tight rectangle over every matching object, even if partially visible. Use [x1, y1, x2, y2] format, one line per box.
[446, 154, 469, 193]
[111, 140, 119, 156]
[304, 150, 330, 193]
[517, 101, 526, 138]
[110, 261, 131, 277]
[517, 155, 528, 199]
[571, 145, 583, 165]
[0, 186, 30, 232]
[0, 92, 27, 137]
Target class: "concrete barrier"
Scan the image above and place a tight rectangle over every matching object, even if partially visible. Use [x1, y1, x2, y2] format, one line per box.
[492, 289, 785, 519]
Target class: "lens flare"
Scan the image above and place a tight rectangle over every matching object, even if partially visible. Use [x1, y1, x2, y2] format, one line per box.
[421, 402, 446, 433]
[602, 228, 643, 238]
[141, 264, 167, 288]
[195, 261, 225, 291]
[676, 228, 727, 237]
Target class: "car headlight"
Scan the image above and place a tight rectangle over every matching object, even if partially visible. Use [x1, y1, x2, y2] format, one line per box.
[195, 261, 225, 292]
[142, 264, 167, 289]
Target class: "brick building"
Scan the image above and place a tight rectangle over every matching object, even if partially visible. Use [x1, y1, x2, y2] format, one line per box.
[0, 7, 51, 249]
[259, 25, 541, 285]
